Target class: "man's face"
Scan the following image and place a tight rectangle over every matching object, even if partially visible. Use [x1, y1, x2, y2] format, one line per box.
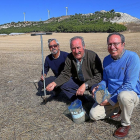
[71, 38, 85, 61]
[107, 35, 125, 59]
[49, 40, 59, 55]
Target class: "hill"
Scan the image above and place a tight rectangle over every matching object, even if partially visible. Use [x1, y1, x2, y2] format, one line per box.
[0, 9, 140, 34]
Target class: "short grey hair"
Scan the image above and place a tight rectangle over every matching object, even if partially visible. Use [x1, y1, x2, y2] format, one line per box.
[107, 32, 125, 44]
[70, 36, 85, 48]
[48, 38, 59, 46]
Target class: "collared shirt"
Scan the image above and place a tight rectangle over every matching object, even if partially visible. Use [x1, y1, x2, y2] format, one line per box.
[111, 49, 125, 60]
[76, 58, 84, 81]
[76, 53, 85, 82]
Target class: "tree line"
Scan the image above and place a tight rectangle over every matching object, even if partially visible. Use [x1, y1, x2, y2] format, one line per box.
[0, 10, 127, 34]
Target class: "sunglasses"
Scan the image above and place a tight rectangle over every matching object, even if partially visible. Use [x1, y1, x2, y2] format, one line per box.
[49, 44, 58, 49]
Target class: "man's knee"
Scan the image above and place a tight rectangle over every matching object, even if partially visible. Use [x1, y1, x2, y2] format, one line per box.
[38, 80, 43, 89]
[60, 79, 78, 90]
[45, 76, 56, 86]
[60, 82, 68, 90]
[89, 108, 101, 121]
[118, 91, 134, 105]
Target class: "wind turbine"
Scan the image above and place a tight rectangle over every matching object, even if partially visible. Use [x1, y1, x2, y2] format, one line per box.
[48, 10, 50, 19]
[65, 7, 68, 16]
[23, 12, 26, 23]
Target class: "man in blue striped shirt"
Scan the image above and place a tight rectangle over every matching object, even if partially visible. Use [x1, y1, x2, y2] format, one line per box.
[90, 32, 140, 139]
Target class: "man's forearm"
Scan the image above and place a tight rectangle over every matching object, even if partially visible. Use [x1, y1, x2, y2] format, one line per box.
[86, 73, 102, 88]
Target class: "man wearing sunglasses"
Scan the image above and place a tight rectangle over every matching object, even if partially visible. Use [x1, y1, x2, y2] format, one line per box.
[89, 32, 140, 139]
[46, 36, 103, 105]
[38, 38, 69, 96]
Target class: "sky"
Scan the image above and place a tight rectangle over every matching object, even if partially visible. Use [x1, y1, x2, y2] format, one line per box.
[0, 0, 140, 25]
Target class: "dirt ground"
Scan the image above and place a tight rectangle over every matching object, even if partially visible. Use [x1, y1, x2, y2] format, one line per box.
[0, 32, 140, 140]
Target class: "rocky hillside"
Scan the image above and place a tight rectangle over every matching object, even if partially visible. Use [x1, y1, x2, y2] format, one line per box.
[101, 10, 140, 32]
[111, 12, 140, 23]
[99, 10, 140, 24]
[0, 10, 140, 33]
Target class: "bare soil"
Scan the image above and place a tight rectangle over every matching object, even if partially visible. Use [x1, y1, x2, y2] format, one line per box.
[0, 32, 140, 140]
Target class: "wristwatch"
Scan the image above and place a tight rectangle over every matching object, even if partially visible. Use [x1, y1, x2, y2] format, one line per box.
[85, 83, 89, 89]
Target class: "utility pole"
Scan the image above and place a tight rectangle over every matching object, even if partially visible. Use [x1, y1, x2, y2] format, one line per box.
[48, 10, 50, 19]
[65, 7, 68, 16]
[23, 12, 25, 23]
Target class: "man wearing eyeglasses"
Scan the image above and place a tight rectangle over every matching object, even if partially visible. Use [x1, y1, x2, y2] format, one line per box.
[38, 38, 69, 96]
[46, 36, 103, 105]
[89, 32, 140, 139]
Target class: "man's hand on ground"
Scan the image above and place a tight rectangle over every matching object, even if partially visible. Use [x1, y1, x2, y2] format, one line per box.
[46, 82, 57, 91]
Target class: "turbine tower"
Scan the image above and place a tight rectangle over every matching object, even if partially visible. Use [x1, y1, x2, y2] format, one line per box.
[48, 10, 50, 19]
[23, 12, 26, 23]
[65, 7, 68, 16]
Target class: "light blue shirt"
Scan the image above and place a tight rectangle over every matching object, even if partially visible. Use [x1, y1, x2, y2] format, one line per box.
[99, 50, 140, 106]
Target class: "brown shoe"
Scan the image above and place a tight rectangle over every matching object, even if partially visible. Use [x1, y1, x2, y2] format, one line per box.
[114, 125, 131, 139]
[110, 110, 121, 121]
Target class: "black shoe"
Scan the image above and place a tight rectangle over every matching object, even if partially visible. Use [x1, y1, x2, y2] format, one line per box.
[36, 89, 44, 96]
[70, 95, 89, 105]
[70, 95, 78, 102]
[77, 95, 89, 105]
[53, 88, 61, 97]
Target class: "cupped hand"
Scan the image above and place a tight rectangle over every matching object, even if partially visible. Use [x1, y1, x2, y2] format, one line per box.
[46, 82, 57, 91]
[100, 99, 110, 106]
[76, 83, 86, 96]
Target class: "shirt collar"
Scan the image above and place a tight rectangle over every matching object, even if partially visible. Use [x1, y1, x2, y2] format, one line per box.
[111, 49, 125, 60]
[75, 52, 85, 63]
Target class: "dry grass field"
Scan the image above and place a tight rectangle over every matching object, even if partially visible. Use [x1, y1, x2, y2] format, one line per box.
[0, 32, 140, 140]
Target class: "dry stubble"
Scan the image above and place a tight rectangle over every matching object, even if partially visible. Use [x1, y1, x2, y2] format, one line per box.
[0, 33, 140, 140]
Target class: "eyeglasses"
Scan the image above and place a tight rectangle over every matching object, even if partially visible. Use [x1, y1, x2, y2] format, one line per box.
[108, 42, 121, 48]
[49, 44, 58, 49]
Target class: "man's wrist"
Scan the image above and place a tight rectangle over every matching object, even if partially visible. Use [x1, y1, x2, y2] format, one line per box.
[85, 83, 89, 89]
[108, 99, 115, 106]
[52, 82, 57, 87]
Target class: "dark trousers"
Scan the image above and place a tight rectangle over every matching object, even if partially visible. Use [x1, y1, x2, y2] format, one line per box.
[60, 78, 94, 99]
[38, 76, 61, 94]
